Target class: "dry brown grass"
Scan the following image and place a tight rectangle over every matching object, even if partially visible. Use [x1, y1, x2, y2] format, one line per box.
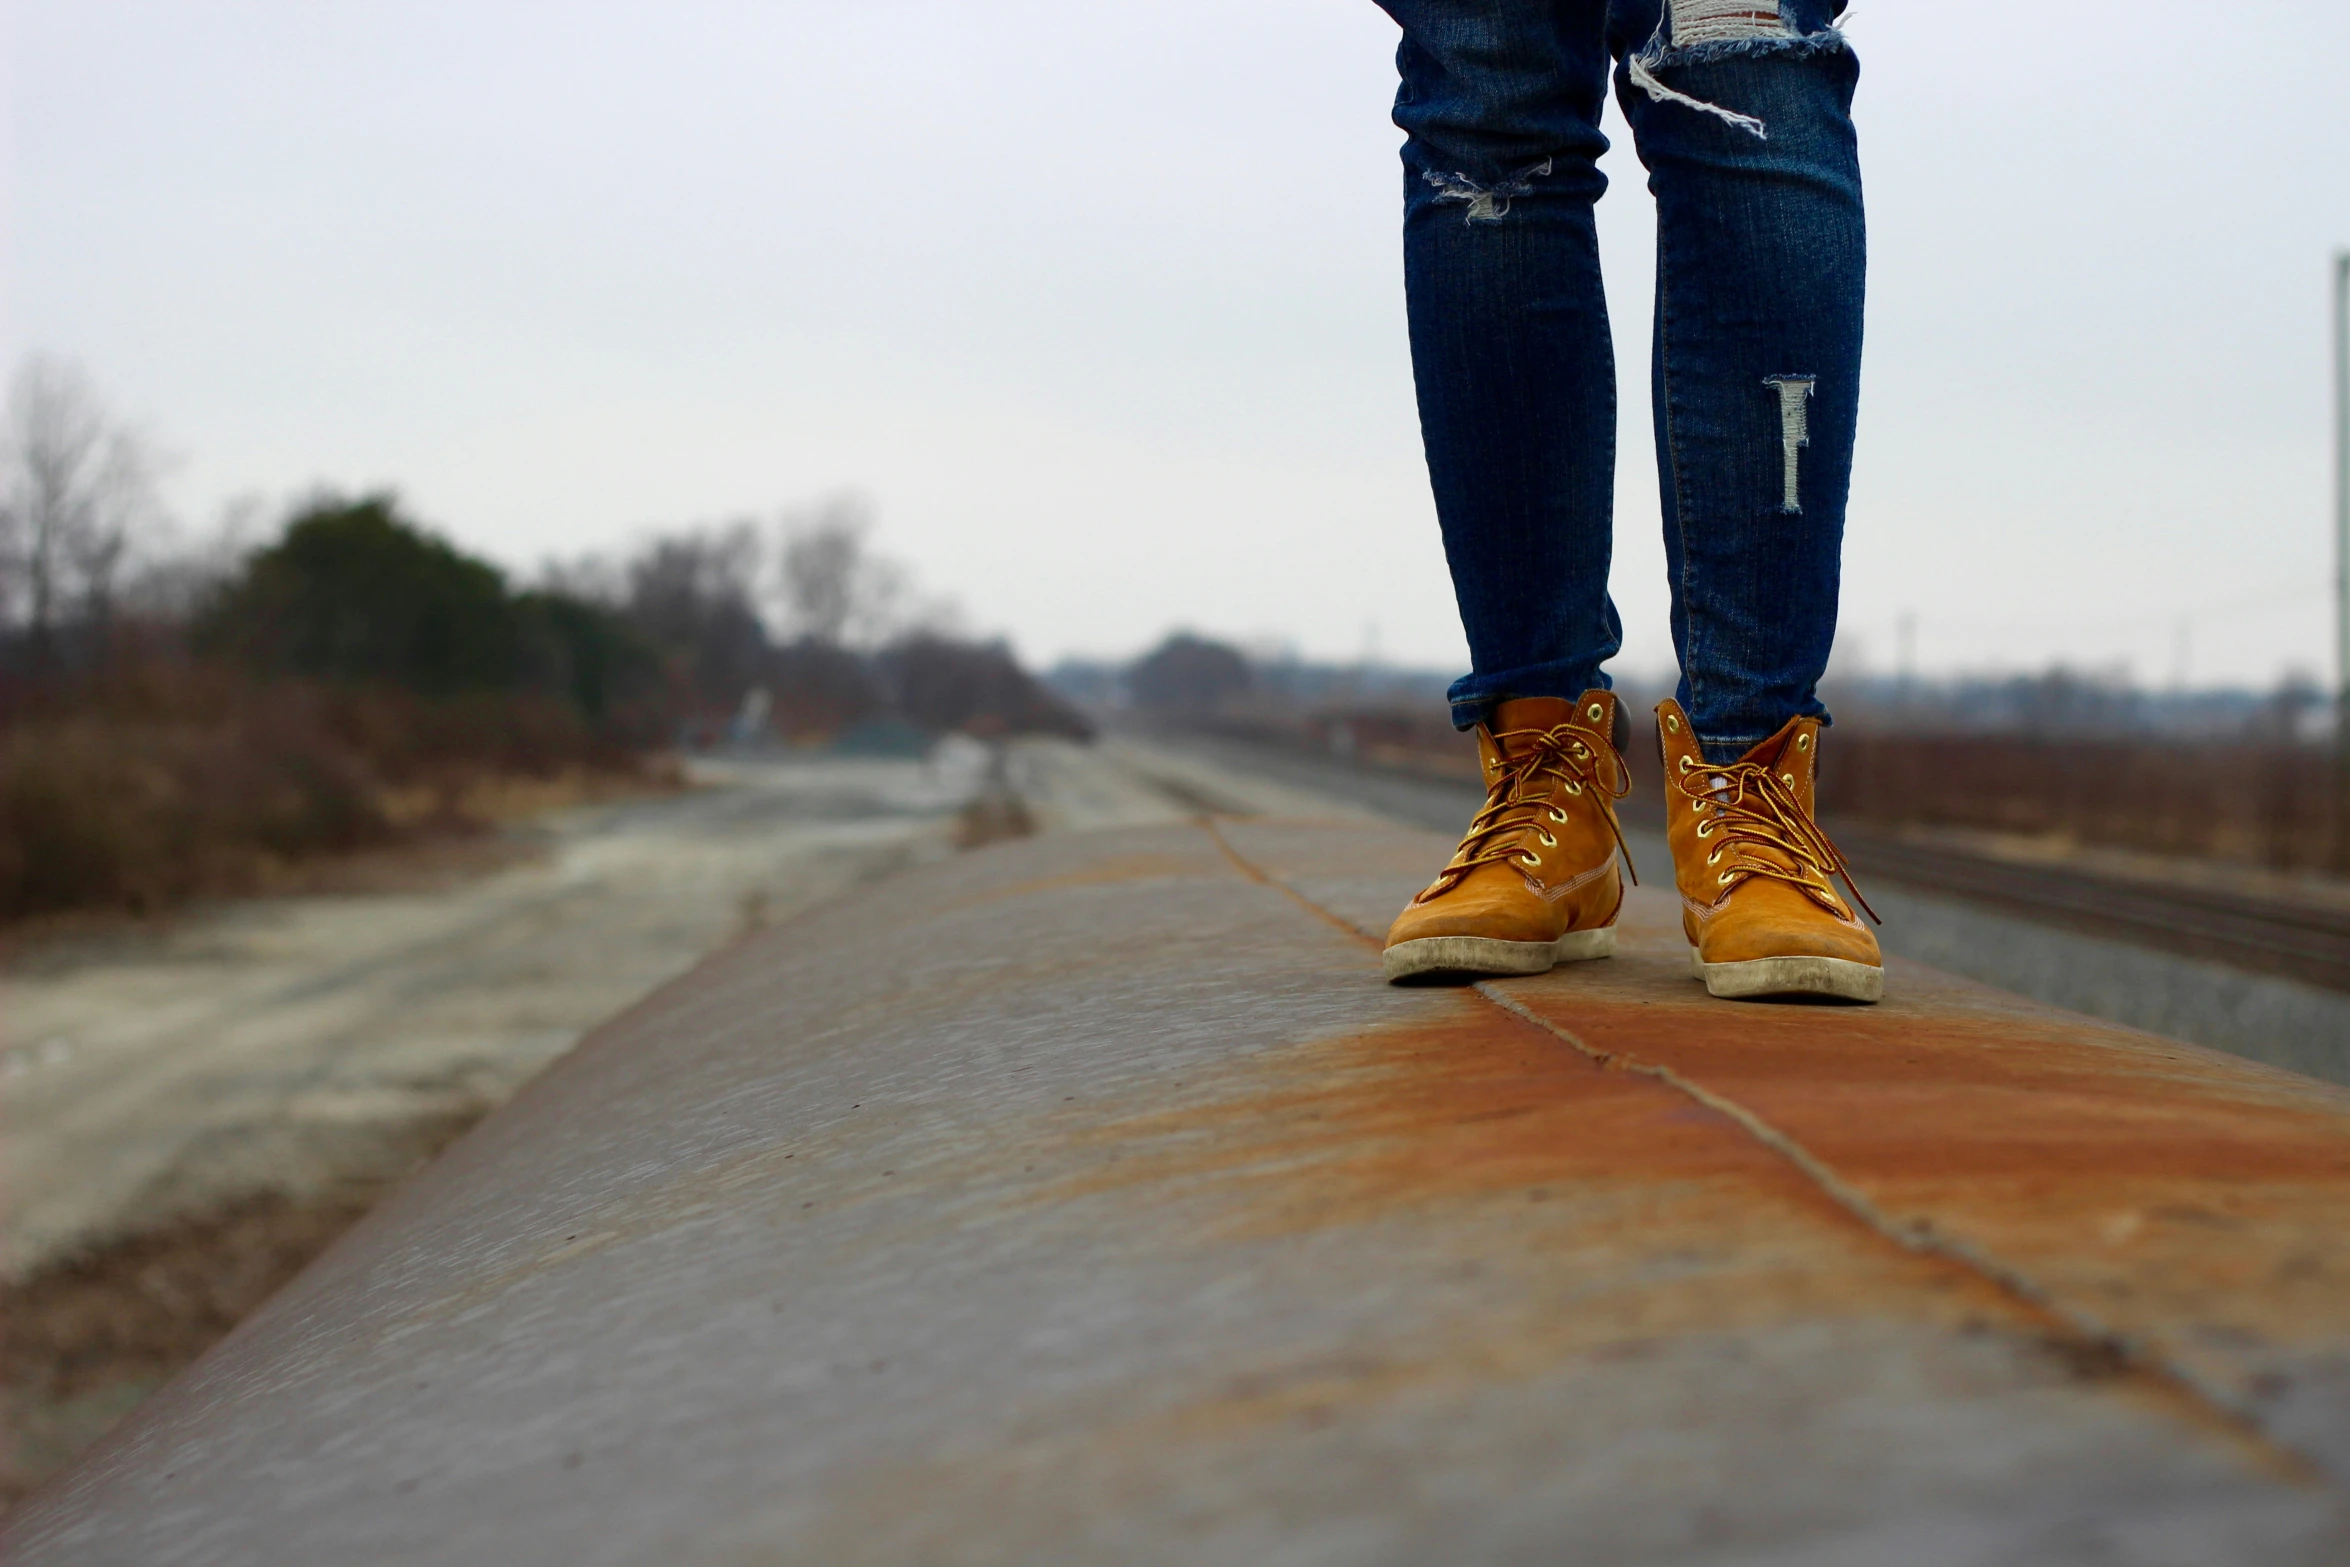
[0, 660, 668, 926]
[1814, 734, 2335, 871]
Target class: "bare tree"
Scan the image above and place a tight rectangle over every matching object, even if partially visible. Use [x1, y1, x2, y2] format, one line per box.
[117, 492, 267, 626]
[623, 520, 768, 705]
[0, 357, 164, 659]
[776, 496, 876, 645]
[775, 495, 958, 648]
[534, 550, 627, 606]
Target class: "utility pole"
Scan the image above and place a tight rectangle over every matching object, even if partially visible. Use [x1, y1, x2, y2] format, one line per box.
[2338, 250, 2350, 735]
[2333, 250, 2349, 868]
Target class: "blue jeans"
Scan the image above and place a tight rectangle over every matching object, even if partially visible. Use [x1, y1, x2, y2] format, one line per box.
[1376, 0, 1863, 762]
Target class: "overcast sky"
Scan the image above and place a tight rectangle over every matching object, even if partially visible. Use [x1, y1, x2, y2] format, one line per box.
[7, 2, 2348, 688]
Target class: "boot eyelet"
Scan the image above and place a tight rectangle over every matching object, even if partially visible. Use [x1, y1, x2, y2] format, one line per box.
[1678, 756, 1694, 773]
[1564, 782, 1583, 795]
[1795, 733, 1811, 751]
[1781, 772, 1795, 787]
[1572, 743, 1588, 758]
[1696, 821, 1713, 838]
[1690, 799, 1706, 813]
[1707, 849, 1722, 865]
[1587, 703, 1604, 722]
[1548, 807, 1568, 823]
[1665, 714, 1680, 732]
[1519, 851, 1541, 868]
[1717, 871, 1734, 885]
[1537, 831, 1556, 848]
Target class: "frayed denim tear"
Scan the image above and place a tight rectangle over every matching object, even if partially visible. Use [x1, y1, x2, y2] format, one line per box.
[1627, 26, 1851, 141]
[1421, 158, 1554, 225]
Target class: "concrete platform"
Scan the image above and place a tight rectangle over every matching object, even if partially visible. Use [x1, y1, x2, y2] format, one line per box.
[14, 819, 2350, 1565]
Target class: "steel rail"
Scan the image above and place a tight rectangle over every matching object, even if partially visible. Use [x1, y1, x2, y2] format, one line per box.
[1836, 827, 2350, 994]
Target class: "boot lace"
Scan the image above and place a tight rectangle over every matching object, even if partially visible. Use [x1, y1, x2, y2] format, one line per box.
[1673, 758, 1878, 923]
[1416, 719, 1635, 903]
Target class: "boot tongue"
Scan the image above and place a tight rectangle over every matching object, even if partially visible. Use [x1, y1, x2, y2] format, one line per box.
[1719, 719, 1821, 871]
[1736, 716, 1808, 770]
[1489, 696, 1582, 750]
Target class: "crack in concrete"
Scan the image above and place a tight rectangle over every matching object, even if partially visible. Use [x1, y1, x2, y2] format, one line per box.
[1471, 984, 2321, 1485]
[1196, 817, 2329, 1489]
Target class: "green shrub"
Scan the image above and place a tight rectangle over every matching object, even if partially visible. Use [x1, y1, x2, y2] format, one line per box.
[514, 590, 663, 725]
[198, 496, 522, 694]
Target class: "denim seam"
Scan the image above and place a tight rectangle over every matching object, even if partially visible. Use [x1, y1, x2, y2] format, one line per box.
[1655, 227, 1701, 756]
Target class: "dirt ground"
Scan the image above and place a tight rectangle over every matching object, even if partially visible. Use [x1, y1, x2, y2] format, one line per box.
[0, 744, 1006, 1501]
[0, 736, 1371, 1504]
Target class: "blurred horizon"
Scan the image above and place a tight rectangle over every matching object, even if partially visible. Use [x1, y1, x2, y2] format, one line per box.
[8, 1, 2349, 686]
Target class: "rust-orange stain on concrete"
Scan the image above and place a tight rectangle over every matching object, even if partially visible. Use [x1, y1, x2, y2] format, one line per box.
[1014, 1002, 2247, 1431]
[1209, 824, 2350, 1462]
[1497, 910, 2350, 1430]
[776, 1000, 2274, 1551]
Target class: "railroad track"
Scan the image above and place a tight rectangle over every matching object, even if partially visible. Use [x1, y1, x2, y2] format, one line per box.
[1835, 826, 2350, 995]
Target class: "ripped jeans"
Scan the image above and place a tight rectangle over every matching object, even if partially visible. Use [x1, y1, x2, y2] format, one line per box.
[1376, 0, 1863, 761]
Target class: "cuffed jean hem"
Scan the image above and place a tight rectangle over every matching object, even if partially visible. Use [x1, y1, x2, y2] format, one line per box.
[1447, 661, 1612, 730]
[1697, 733, 1770, 764]
[1695, 716, 1831, 765]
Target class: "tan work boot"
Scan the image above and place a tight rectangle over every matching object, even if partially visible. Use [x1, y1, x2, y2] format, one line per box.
[1657, 699, 1881, 1002]
[1383, 692, 1634, 983]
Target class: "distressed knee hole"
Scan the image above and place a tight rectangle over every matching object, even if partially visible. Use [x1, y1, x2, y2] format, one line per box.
[1669, 0, 1792, 45]
[1628, 0, 1850, 139]
[1422, 158, 1554, 224]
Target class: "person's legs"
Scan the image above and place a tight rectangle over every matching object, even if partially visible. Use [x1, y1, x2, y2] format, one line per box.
[1376, 1, 1640, 986]
[1610, 0, 1880, 1002]
[1373, 0, 1873, 994]
[1609, 0, 1864, 763]
[1374, 0, 1620, 730]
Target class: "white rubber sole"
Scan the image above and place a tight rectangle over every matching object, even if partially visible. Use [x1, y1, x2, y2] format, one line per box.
[1383, 926, 1615, 983]
[1690, 947, 1884, 1003]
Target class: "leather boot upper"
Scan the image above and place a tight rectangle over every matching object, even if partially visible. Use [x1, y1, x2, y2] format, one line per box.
[1385, 692, 1631, 949]
[1657, 700, 1881, 969]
